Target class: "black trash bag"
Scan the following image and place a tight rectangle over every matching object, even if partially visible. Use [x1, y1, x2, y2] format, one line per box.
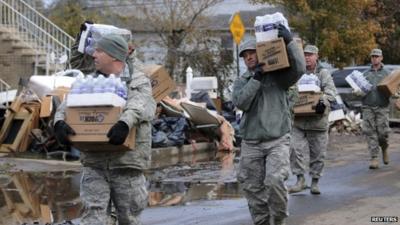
[152, 117, 188, 148]
[222, 101, 236, 122]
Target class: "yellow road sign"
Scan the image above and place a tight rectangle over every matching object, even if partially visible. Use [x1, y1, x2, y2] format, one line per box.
[229, 12, 245, 45]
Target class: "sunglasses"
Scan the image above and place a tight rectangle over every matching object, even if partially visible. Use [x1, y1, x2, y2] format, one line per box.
[371, 55, 380, 58]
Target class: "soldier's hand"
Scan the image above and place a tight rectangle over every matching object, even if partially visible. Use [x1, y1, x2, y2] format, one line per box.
[253, 63, 265, 81]
[107, 121, 129, 145]
[77, 20, 94, 39]
[277, 24, 293, 45]
[54, 121, 76, 146]
[80, 20, 93, 33]
[315, 100, 326, 114]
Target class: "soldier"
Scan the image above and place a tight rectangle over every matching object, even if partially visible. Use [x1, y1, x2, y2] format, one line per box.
[54, 34, 156, 225]
[232, 24, 305, 225]
[357, 48, 391, 169]
[288, 45, 337, 195]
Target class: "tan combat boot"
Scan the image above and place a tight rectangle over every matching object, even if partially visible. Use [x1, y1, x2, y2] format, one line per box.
[369, 158, 379, 169]
[288, 175, 306, 194]
[381, 143, 389, 165]
[310, 178, 321, 195]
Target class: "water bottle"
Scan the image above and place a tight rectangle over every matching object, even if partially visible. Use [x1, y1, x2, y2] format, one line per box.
[121, 81, 128, 100]
[115, 78, 127, 99]
[104, 74, 116, 94]
[70, 74, 84, 94]
[81, 75, 94, 93]
[93, 74, 106, 93]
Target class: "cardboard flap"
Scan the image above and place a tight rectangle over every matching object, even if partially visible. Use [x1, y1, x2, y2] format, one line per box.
[180, 102, 220, 125]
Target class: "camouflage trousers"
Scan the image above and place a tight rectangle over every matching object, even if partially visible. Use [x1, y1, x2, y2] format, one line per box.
[290, 127, 328, 179]
[238, 133, 291, 225]
[361, 106, 390, 158]
[80, 167, 148, 225]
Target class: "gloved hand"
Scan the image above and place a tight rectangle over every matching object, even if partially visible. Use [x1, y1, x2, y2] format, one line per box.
[315, 100, 326, 114]
[352, 89, 364, 97]
[253, 63, 265, 81]
[107, 121, 130, 145]
[80, 20, 93, 33]
[77, 20, 94, 39]
[54, 121, 76, 146]
[277, 24, 293, 45]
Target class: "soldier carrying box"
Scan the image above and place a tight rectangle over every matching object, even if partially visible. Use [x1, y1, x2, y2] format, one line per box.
[54, 33, 156, 225]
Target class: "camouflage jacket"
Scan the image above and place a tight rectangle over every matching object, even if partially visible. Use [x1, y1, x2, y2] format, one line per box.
[232, 41, 306, 141]
[294, 63, 337, 131]
[362, 64, 390, 107]
[54, 67, 156, 170]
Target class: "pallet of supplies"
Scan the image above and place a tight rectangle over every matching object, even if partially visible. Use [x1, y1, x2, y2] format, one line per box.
[377, 69, 400, 97]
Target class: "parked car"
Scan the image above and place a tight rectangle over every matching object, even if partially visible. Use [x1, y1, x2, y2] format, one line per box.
[330, 65, 400, 124]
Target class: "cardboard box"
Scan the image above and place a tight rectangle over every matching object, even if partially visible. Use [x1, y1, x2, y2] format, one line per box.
[256, 37, 290, 72]
[50, 86, 70, 102]
[377, 70, 400, 97]
[294, 92, 322, 116]
[66, 93, 126, 107]
[40, 96, 53, 118]
[65, 106, 136, 151]
[143, 65, 176, 103]
[180, 102, 220, 126]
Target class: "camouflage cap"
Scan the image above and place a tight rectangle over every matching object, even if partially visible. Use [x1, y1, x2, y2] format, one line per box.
[304, 45, 319, 54]
[239, 37, 256, 57]
[370, 48, 382, 56]
[96, 34, 128, 62]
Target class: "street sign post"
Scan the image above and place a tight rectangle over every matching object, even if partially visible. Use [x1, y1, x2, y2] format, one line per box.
[229, 12, 245, 77]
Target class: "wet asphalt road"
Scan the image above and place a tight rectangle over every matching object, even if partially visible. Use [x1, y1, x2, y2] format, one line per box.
[141, 151, 400, 225]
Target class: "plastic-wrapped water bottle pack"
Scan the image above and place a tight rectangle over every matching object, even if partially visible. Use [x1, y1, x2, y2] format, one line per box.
[70, 74, 128, 99]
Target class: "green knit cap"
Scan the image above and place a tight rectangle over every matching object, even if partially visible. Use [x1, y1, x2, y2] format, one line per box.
[96, 34, 128, 62]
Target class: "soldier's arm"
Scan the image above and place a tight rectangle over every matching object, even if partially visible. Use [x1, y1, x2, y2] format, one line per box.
[54, 101, 67, 124]
[271, 41, 306, 90]
[119, 75, 156, 129]
[320, 69, 337, 103]
[232, 76, 260, 112]
[68, 35, 96, 74]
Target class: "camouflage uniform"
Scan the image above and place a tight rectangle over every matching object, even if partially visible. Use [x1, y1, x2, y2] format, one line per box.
[232, 40, 305, 224]
[290, 63, 337, 179]
[287, 85, 299, 121]
[361, 64, 390, 159]
[55, 65, 156, 225]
